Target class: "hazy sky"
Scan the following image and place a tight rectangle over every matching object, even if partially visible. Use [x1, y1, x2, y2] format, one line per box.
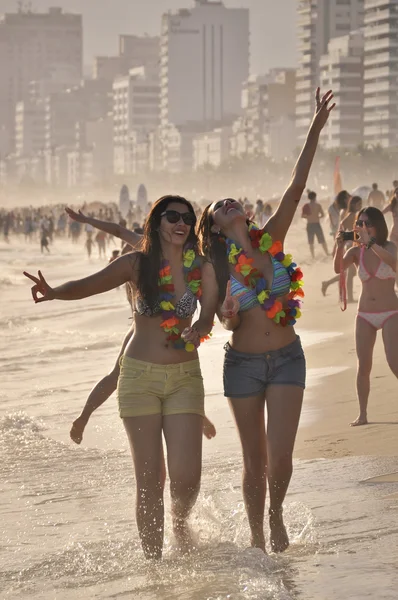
[1, 0, 298, 74]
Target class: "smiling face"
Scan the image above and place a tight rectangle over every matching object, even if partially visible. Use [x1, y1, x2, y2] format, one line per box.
[209, 198, 246, 234]
[158, 201, 195, 247]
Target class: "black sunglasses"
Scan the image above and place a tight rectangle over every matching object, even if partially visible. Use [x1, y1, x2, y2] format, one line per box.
[161, 210, 196, 226]
[356, 219, 373, 228]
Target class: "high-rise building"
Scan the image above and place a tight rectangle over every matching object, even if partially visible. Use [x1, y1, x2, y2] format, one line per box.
[320, 30, 364, 149]
[113, 67, 160, 174]
[363, 0, 398, 147]
[93, 35, 159, 82]
[296, 0, 364, 141]
[230, 69, 296, 160]
[160, 0, 249, 130]
[0, 7, 83, 154]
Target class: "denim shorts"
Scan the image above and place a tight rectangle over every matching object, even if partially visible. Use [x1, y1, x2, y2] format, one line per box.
[223, 336, 306, 398]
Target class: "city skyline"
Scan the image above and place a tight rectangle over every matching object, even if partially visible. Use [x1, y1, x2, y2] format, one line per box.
[0, 0, 298, 75]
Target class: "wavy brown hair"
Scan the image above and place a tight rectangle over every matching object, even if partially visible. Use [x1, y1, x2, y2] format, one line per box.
[137, 195, 198, 309]
[198, 201, 251, 302]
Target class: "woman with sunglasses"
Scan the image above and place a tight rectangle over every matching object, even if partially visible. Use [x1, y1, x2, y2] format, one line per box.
[64, 208, 216, 446]
[197, 89, 335, 553]
[24, 196, 218, 560]
[334, 207, 398, 426]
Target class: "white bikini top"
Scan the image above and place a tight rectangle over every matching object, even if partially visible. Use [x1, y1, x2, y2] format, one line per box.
[358, 246, 395, 282]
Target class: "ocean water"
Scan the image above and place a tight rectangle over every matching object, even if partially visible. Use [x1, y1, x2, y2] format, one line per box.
[2, 239, 398, 599]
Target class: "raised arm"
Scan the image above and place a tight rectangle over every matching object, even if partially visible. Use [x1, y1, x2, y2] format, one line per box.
[266, 89, 335, 243]
[65, 207, 142, 249]
[24, 253, 138, 303]
[382, 204, 392, 215]
[355, 226, 397, 272]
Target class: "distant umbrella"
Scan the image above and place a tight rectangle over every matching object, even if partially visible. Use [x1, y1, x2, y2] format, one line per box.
[351, 186, 371, 201]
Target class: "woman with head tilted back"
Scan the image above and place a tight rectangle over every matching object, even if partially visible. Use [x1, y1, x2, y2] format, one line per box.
[197, 89, 335, 553]
[334, 207, 398, 427]
[24, 196, 217, 559]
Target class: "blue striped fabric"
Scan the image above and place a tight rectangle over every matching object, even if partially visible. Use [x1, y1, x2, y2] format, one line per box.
[230, 257, 291, 312]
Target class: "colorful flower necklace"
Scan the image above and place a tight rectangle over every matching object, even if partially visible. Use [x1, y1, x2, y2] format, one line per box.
[158, 246, 210, 351]
[226, 224, 304, 326]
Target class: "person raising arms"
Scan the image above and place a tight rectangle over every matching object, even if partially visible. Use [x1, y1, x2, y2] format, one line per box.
[24, 196, 218, 560]
[198, 89, 335, 553]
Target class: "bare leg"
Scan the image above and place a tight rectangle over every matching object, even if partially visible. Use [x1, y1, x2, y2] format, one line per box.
[163, 414, 203, 553]
[309, 243, 315, 259]
[123, 415, 164, 559]
[321, 274, 339, 295]
[382, 314, 398, 378]
[351, 317, 377, 426]
[70, 327, 134, 444]
[70, 323, 215, 444]
[229, 394, 267, 552]
[265, 385, 303, 552]
[321, 242, 329, 256]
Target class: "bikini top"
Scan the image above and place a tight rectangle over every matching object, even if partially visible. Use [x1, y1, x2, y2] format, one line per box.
[230, 256, 291, 312]
[358, 246, 395, 282]
[135, 290, 198, 318]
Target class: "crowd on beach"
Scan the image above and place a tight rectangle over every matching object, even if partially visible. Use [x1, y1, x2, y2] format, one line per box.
[8, 88, 398, 562]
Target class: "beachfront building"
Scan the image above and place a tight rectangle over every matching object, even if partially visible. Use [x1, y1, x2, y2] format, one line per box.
[320, 30, 365, 148]
[0, 7, 82, 154]
[113, 67, 160, 175]
[193, 125, 232, 169]
[160, 0, 249, 128]
[363, 0, 398, 147]
[93, 34, 159, 83]
[296, 0, 364, 142]
[159, 0, 249, 169]
[230, 69, 296, 161]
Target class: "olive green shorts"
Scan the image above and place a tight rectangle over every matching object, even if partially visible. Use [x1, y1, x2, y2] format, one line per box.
[117, 355, 205, 418]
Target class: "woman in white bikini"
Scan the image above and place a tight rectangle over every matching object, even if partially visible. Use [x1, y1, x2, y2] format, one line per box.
[334, 207, 398, 426]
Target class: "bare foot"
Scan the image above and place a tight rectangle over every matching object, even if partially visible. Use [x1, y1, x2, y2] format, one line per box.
[321, 281, 328, 296]
[350, 415, 368, 427]
[172, 518, 194, 554]
[269, 508, 289, 553]
[203, 416, 216, 439]
[70, 416, 87, 444]
[250, 531, 266, 553]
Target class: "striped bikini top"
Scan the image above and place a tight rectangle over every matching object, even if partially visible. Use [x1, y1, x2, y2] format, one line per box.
[230, 255, 291, 312]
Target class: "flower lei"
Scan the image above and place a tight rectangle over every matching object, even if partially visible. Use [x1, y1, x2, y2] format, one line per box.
[158, 246, 210, 351]
[226, 224, 304, 326]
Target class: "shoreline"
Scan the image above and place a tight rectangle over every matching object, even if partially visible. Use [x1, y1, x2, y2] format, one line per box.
[293, 259, 398, 461]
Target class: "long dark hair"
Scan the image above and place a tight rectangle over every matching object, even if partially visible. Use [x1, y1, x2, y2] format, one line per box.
[357, 207, 388, 247]
[198, 201, 250, 302]
[137, 195, 198, 309]
[347, 195, 362, 214]
[335, 190, 350, 212]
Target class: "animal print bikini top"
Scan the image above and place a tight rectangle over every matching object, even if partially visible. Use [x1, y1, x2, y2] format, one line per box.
[135, 290, 198, 318]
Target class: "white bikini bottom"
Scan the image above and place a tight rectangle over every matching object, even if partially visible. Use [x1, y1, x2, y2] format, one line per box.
[357, 310, 398, 330]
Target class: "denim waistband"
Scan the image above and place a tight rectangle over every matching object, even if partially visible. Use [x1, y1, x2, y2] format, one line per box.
[224, 336, 302, 360]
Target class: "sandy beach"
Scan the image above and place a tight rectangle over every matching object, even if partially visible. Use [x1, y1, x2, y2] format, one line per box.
[2, 216, 398, 599]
